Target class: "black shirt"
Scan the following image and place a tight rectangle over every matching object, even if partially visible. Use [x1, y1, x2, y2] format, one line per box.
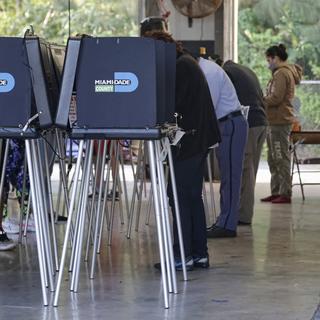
[175, 54, 221, 159]
[223, 60, 267, 128]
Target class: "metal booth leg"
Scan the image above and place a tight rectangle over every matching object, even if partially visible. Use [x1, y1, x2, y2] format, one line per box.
[33, 139, 55, 290]
[134, 142, 147, 232]
[84, 140, 104, 262]
[0, 140, 10, 218]
[145, 187, 154, 226]
[126, 140, 143, 239]
[155, 140, 177, 294]
[294, 147, 305, 201]
[53, 140, 85, 307]
[119, 145, 130, 220]
[43, 138, 59, 271]
[55, 129, 70, 217]
[18, 153, 27, 243]
[25, 139, 48, 306]
[107, 141, 120, 246]
[166, 139, 188, 281]
[89, 140, 108, 278]
[206, 152, 217, 223]
[147, 140, 169, 309]
[70, 140, 94, 292]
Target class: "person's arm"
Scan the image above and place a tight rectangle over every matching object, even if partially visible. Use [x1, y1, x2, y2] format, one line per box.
[264, 71, 287, 107]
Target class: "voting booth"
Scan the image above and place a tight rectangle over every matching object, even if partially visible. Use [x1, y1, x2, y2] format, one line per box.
[0, 36, 64, 137]
[0, 37, 33, 129]
[53, 36, 185, 310]
[0, 35, 66, 306]
[55, 36, 176, 138]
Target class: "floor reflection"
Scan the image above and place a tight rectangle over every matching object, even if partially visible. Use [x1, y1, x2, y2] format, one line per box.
[1, 181, 320, 320]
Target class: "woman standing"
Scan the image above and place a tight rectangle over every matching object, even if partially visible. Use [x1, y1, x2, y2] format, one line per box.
[261, 44, 302, 204]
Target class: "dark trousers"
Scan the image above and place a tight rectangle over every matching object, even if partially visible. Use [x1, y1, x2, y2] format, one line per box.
[168, 149, 208, 259]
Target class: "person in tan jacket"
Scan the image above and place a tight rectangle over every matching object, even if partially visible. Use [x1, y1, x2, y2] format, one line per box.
[261, 44, 302, 204]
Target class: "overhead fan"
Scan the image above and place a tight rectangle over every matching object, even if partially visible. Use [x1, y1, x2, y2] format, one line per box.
[171, 0, 223, 19]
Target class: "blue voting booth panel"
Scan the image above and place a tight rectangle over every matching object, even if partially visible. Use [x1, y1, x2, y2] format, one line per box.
[0, 37, 63, 134]
[75, 37, 176, 129]
[0, 37, 32, 127]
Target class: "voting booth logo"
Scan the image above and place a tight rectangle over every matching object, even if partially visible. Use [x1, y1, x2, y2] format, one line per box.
[0, 73, 15, 93]
[95, 72, 139, 93]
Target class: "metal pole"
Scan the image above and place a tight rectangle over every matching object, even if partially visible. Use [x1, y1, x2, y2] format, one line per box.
[126, 140, 143, 238]
[135, 142, 147, 232]
[206, 152, 217, 222]
[119, 146, 130, 220]
[18, 149, 27, 243]
[43, 138, 59, 271]
[107, 142, 120, 246]
[155, 141, 174, 294]
[84, 140, 103, 261]
[203, 179, 210, 222]
[25, 139, 48, 306]
[147, 140, 169, 309]
[166, 138, 187, 281]
[96, 149, 112, 254]
[33, 140, 55, 290]
[23, 195, 31, 237]
[53, 139, 84, 307]
[145, 186, 153, 226]
[89, 140, 108, 278]
[0, 139, 10, 208]
[72, 140, 93, 292]
[55, 129, 70, 216]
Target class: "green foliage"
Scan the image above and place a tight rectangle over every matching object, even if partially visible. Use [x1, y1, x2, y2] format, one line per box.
[238, 8, 281, 88]
[239, 1, 320, 81]
[297, 87, 320, 129]
[0, 0, 139, 44]
[239, 0, 320, 128]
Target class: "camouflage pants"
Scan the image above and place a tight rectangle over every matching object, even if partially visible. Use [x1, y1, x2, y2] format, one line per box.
[267, 124, 292, 197]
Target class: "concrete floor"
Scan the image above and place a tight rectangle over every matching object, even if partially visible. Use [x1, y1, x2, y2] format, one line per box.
[1, 163, 320, 320]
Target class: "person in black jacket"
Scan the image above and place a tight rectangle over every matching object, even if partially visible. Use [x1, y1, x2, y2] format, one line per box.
[143, 30, 221, 270]
[223, 60, 267, 225]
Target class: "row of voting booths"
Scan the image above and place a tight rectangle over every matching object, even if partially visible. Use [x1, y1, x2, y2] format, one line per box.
[0, 34, 186, 309]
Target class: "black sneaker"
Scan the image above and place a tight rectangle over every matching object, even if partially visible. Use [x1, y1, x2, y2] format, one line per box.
[207, 225, 237, 238]
[57, 215, 68, 222]
[88, 191, 104, 200]
[238, 220, 251, 226]
[107, 191, 120, 201]
[154, 256, 194, 271]
[0, 231, 16, 251]
[193, 255, 210, 268]
[48, 215, 68, 223]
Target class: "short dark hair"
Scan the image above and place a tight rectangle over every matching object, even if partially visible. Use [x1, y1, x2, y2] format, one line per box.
[265, 44, 288, 61]
[140, 16, 168, 36]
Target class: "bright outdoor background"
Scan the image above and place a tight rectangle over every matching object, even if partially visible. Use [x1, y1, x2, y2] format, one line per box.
[1, 0, 320, 156]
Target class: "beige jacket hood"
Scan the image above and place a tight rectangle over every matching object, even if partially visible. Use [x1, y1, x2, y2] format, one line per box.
[264, 63, 303, 125]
